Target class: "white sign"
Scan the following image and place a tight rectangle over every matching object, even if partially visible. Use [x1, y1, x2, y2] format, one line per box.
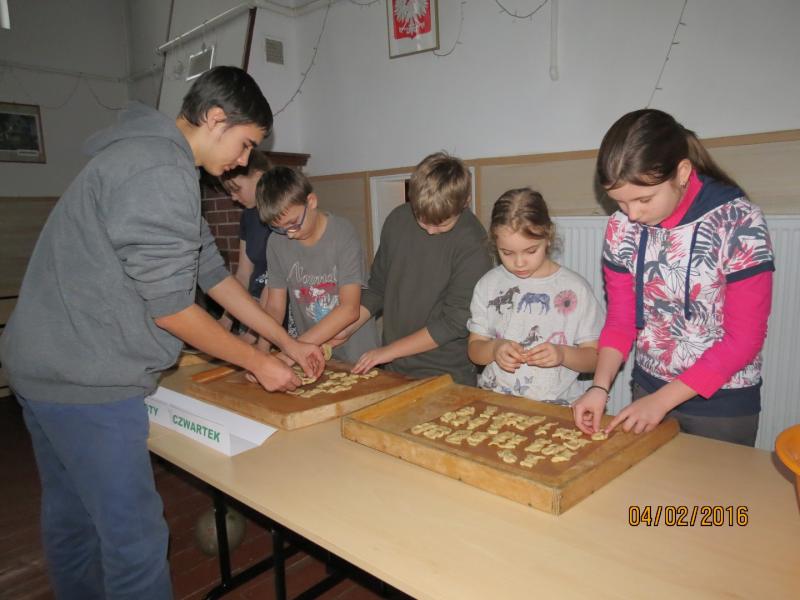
[144, 396, 171, 428]
[168, 406, 230, 454]
[146, 386, 277, 456]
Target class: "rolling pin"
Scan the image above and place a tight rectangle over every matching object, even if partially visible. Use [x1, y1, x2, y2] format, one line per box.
[190, 365, 237, 383]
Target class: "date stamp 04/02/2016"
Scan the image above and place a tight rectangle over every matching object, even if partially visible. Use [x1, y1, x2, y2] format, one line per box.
[628, 505, 749, 527]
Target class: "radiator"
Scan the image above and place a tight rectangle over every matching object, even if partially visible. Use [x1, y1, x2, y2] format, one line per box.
[553, 215, 800, 450]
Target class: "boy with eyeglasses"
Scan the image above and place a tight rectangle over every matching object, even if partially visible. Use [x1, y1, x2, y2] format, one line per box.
[256, 166, 380, 363]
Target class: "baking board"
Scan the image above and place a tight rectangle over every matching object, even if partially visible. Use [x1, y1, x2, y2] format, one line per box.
[342, 375, 679, 514]
[187, 358, 426, 430]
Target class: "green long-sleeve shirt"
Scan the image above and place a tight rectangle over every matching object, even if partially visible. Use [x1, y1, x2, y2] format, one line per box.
[361, 204, 493, 385]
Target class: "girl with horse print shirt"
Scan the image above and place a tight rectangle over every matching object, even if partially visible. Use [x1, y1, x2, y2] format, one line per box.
[468, 188, 604, 404]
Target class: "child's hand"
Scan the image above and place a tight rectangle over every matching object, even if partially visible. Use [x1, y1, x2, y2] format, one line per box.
[572, 387, 608, 434]
[606, 393, 669, 435]
[282, 339, 324, 379]
[239, 329, 257, 345]
[523, 342, 564, 368]
[493, 340, 525, 372]
[218, 313, 233, 332]
[247, 353, 301, 392]
[352, 347, 394, 374]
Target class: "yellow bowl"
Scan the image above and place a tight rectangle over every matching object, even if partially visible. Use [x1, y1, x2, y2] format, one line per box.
[775, 424, 800, 505]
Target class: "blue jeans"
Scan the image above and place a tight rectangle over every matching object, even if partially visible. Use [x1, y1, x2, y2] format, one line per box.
[18, 393, 172, 600]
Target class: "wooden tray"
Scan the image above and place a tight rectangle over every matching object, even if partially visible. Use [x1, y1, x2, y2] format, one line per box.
[342, 375, 679, 514]
[186, 358, 426, 430]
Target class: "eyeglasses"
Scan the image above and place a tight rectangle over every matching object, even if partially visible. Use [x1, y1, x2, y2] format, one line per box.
[269, 204, 308, 235]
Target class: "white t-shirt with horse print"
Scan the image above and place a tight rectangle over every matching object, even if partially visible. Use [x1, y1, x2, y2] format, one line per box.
[468, 264, 604, 403]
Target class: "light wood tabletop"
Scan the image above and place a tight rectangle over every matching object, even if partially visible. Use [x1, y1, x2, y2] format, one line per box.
[150, 364, 800, 600]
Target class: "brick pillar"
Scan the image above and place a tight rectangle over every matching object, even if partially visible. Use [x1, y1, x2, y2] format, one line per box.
[201, 189, 242, 272]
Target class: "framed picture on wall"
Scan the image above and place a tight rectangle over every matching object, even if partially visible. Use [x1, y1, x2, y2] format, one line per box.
[387, 0, 439, 59]
[0, 102, 46, 163]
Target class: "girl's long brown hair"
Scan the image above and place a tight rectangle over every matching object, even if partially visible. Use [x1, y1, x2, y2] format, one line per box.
[596, 108, 739, 190]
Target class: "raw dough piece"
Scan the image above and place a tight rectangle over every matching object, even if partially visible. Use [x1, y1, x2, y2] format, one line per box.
[411, 421, 437, 435]
[564, 438, 592, 451]
[465, 431, 490, 447]
[450, 415, 470, 427]
[466, 416, 489, 430]
[480, 405, 499, 418]
[488, 431, 517, 446]
[489, 432, 527, 449]
[455, 406, 476, 417]
[520, 453, 545, 468]
[552, 427, 583, 441]
[551, 449, 577, 463]
[591, 431, 609, 441]
[291, 365, 319, 385]
[440, 411, 458, 424]
[534, 422, 556, 436]
[444, 430, 471, 445]
[423, 425, 452, 440]
[497, 450, 518, 464]
[540, 443, 566, 456]
[523, 438, 549, 454]
[512, 415, 547, 431]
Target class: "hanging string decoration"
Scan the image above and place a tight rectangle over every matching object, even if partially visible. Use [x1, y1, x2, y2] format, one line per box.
[434, 0, 467, 58]
[494, 0, 549, 20]
[0, 63, 123, 111]
[274, 0, 333, 117]
[647, 0, 689, 107]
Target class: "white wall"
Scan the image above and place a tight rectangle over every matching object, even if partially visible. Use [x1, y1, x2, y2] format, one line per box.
[280, 0, 800, 176]
[125, 0, 172, 107]
[128, 0, 304, 153]
[0, 0, 129, 197]
[157, 0, 253, 119]
[4, 0, 798, 195]
[246, 7, 304, 154]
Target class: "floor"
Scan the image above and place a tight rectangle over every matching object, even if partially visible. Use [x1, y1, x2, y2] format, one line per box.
[0, 396, 408, 600]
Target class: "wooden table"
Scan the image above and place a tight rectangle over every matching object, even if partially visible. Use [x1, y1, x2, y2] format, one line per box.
[150, 364, 800, 600]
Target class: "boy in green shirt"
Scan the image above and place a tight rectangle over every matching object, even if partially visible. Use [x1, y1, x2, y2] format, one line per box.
[351, 152, 493, 384]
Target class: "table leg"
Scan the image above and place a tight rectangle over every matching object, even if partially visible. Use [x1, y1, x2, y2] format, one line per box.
[203, 489, 285, 600]
[272, 525, 287, 600]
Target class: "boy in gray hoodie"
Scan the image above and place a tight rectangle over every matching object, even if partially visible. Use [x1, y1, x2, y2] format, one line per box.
[0, 67, 323, 599]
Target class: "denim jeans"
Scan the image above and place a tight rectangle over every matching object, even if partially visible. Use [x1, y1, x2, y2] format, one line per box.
[632, 383, 759, 447]
[18, 393, 172, 600]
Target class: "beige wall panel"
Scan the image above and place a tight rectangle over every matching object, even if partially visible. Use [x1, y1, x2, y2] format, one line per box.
[310, 176, 371, 257]
[477, 137, 800, 227]
[478, 158, 604, 227]
[709, 141, 800, 214]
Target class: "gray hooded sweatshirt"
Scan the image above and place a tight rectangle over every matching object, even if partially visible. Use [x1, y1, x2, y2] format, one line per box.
[0, 102, 229, 404]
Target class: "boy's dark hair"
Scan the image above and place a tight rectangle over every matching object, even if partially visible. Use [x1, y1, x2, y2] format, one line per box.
[179, 66, 273, 133]
[597, 108, 738, 190]
[219, 150, 272, 190]
[408, 152, 471, 225]
[256, 166, 313, 225]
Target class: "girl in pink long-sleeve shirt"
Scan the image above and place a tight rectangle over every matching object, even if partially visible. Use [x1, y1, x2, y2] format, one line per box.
[572, 109, 774, 446]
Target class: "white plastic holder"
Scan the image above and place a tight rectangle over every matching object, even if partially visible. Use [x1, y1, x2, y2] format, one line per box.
[145, 386, 277, 456]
